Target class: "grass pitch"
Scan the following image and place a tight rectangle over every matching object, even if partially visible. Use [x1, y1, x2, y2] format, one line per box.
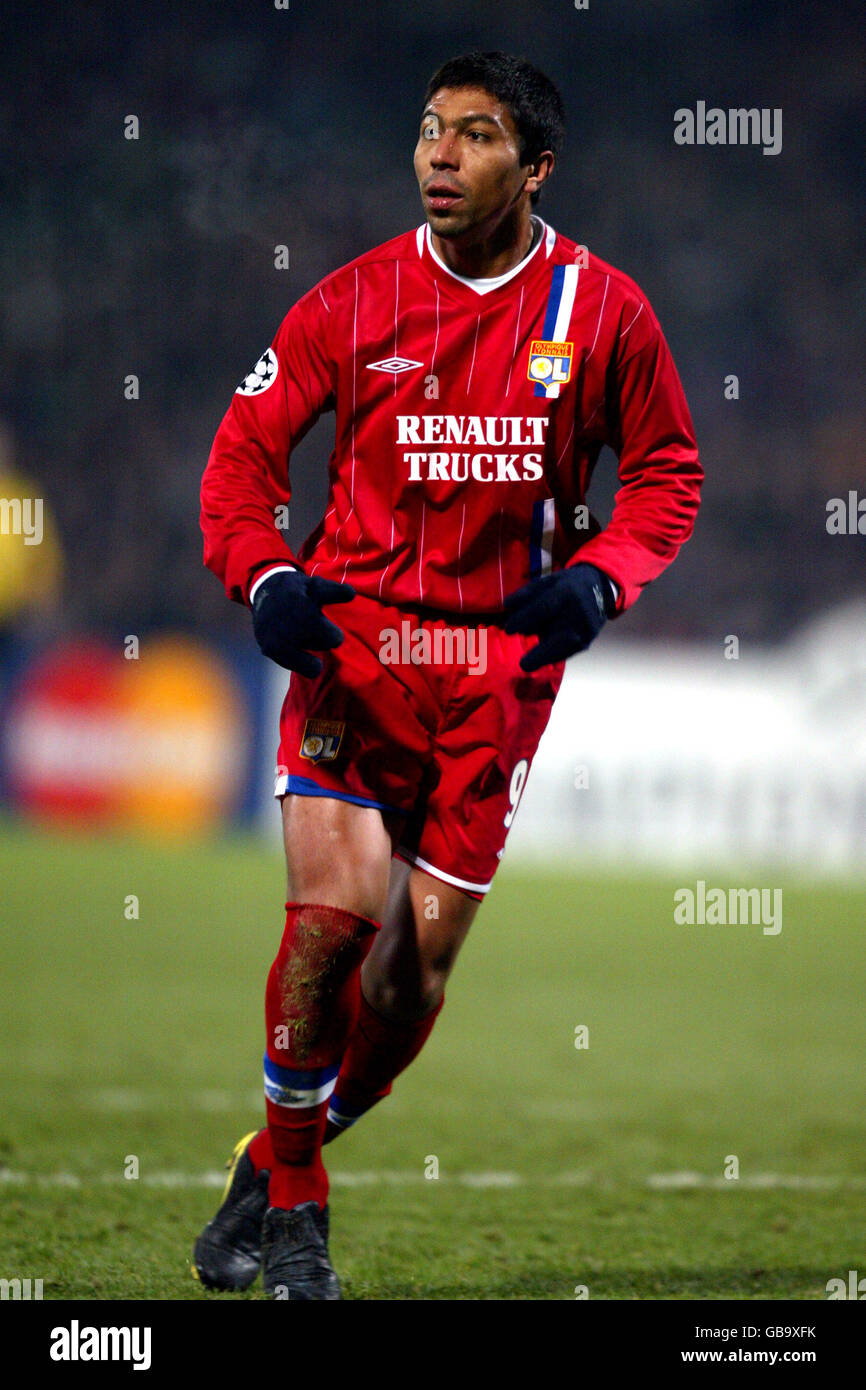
[1, 818, 864, 1300]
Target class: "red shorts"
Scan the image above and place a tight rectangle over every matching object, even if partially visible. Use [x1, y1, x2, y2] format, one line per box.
[274, 593, 563, 897]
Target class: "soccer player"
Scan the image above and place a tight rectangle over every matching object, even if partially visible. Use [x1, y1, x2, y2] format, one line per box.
[195, 51, 702, 1300]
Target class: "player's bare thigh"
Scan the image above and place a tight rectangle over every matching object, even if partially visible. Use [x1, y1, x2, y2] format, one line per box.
[361, 858, 481, 1023]
[281, 793, 400, 921]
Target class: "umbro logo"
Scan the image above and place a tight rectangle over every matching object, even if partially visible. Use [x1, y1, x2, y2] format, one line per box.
[366, 356, 424, 374]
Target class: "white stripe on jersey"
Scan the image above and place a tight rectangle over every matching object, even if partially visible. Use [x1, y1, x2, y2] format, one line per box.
[552, 264, 579, 341]
[456, 502, 466, 607]
[576, 277, 611, 433]
[465, 314, 481, 394]
[620, 300, 645, 343]
[497, 508, 505, 605]
[504, 285, 525, 396]
[556, 419, 575, 469]
[308, 505, 337, 576]
[417, 502, 426, 603]
[586, 273, 610, 363]
[336, 269, 360, 580]
[379, 516, 395, 598]
[431, 282, 441, 379]
[540, 498, 556, 575]
[393, 260, 399, 396]
[544, 264, 580, 400]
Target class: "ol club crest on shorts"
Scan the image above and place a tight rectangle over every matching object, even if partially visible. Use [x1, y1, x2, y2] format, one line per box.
[299, 718, 345, 763]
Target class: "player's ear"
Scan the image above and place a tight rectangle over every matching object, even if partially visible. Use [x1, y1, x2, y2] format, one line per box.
[525, 150, 554, 199]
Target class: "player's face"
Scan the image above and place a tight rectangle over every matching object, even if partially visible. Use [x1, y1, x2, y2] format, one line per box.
[414, 86, 535, 242]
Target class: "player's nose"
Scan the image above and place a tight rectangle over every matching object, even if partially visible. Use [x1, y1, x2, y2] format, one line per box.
[429, 133, 459, 168]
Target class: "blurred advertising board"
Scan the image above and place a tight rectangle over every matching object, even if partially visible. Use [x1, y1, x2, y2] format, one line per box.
[1, 634, 262, 836]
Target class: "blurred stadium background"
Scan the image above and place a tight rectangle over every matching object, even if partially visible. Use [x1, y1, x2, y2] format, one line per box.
[1, 0, 865, 1301]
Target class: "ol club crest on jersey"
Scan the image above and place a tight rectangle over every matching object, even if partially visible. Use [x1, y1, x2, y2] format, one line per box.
[527, 339, 574, 392]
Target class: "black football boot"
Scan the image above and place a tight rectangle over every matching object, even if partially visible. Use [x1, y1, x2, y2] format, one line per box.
[192, 1131, 271, 1291]
[261, 1202, 341, 1300]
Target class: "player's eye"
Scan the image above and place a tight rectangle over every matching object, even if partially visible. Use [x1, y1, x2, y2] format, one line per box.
[466, 130, 490, 142]
[421, 123, 439, 140]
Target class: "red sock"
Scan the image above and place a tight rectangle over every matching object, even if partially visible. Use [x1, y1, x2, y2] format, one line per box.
[324, 991, 444, 1142]
[246, 1127, 273, 1174]
[264, 902, 378, 1209]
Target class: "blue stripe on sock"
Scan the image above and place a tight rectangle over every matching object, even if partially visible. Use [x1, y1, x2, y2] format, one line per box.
[264, 1053, 340, 1092]
[327, 1093, 365, 1120]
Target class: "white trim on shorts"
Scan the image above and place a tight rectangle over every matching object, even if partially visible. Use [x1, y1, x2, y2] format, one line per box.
[396, 846, 494, 895]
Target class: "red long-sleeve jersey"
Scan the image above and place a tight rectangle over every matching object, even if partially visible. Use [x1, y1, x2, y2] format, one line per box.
[201, 218, 702, 615]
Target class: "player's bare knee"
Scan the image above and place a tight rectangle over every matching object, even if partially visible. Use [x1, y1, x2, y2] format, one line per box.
[285, 870, 383, 924]
[364, 970, 443, 1024]
[417, 970, 446, 1017]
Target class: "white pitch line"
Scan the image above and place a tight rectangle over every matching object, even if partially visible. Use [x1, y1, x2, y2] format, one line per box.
[1, 1169, 864, 1191]
[85, 1090, 262, 1114]
[646, 1172, 866, 1190]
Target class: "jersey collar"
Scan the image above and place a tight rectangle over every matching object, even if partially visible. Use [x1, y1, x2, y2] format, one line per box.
[416, 217, 556, 299]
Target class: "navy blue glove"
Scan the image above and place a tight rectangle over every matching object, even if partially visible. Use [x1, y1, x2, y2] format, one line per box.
[251, 569, 355, 677]
[503, 563, 616, 673]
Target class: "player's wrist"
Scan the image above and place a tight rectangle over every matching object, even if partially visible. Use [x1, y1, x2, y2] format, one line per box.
[249, 569, 356, 677]
[248, 564, 297, 608]
[585, 565, 618, 619]
[503, 562, 615, 672]
[564, 561, 618, 618]
[597, 570, 619, 614]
